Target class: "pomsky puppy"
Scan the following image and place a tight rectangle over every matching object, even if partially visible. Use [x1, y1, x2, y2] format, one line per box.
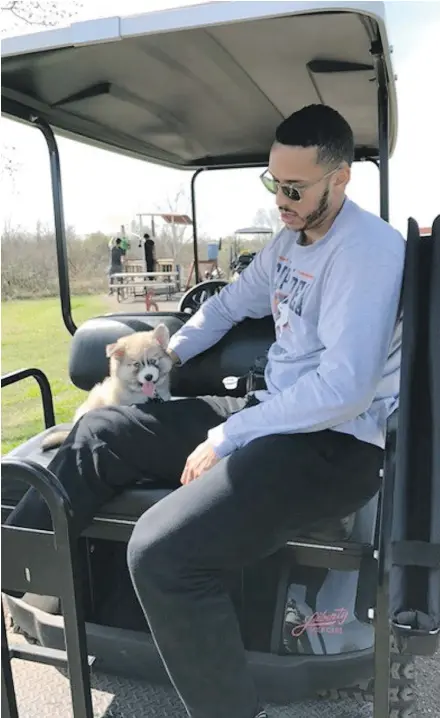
[41, 324, 173, 451]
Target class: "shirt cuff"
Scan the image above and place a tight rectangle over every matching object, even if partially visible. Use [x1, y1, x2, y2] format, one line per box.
[207, 423, 236, 459]
[167, 336, 192, 365]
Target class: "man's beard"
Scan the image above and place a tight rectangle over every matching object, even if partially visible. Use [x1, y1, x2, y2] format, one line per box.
[279, 187, 331, 232]
[302, 187, 331, 231]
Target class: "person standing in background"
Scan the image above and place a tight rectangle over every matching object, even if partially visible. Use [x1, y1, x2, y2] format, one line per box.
[108, 238, 126, 294]
[143, 233, 156, 278]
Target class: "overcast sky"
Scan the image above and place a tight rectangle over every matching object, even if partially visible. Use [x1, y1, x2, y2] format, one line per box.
[1, 0, 439, 238]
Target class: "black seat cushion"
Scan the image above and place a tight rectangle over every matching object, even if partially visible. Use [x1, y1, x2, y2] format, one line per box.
[2, 425, 358, 543]
[69, 313, 275, 397]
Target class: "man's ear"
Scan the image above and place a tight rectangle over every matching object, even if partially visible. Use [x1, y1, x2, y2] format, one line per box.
[334, 164, 351, 189]
[106, 343, 125, 359]
[152, 323, 170, 349]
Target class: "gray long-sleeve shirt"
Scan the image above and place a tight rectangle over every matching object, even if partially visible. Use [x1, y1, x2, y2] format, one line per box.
[169, 198, 405, 458]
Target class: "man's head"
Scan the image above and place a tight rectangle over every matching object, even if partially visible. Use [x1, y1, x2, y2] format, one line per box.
[115, 238, 122, 246]
[263, 104, 354, 234]
[143, 233, 150, 240]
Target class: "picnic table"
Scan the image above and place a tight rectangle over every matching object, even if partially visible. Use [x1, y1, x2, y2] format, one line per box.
[109, 271, 180, 302]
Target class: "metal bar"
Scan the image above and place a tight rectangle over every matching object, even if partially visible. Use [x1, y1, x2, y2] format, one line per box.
[190, 168, 204, 284]
[59, 547, 95, 717]
[1, 368, 55, 429]
[1, 460, 94, 717]
[370, 40, 392, 718]
[1, 600, 19, 718]
[9, 643, 95, 669]
[371, 42, 390, 223]
[373, 420, 398, 718]
[32, 117, 77, 336]
[110, 272, 178, 278]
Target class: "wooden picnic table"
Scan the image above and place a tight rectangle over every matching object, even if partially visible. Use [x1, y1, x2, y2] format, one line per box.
[109, 271, 180, 302]
[110, 271, 178, 278]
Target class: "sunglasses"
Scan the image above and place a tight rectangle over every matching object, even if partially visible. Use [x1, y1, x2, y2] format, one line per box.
[260, 167, 340, 202]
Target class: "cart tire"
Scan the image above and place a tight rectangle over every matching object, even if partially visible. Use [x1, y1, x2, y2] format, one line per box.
[317, 634, 417, 716]
[178, 280, 228, 314]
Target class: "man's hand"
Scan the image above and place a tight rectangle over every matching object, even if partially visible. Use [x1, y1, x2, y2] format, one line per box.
[167, 348, 181, 366]
[180, 440, 220, 485]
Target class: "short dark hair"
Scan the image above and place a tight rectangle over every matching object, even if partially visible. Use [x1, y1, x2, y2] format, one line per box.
[143, 233, 150, 239]
[275, 104, 354, 167]
[115, 238, 122, 245]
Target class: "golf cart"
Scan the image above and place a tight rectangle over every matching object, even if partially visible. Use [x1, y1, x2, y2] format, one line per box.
[1, 3, 439, 718]
[229, 226, 273, 281]
[178, 226, 274, 313]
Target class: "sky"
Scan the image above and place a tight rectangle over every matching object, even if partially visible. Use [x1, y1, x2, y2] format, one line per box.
[1, 0, 439, 239]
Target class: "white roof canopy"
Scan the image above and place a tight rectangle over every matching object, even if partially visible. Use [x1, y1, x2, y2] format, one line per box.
[1, 1, 397, 168]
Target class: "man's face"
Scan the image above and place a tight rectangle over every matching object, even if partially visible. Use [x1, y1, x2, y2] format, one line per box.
[267, 143, 348, 232]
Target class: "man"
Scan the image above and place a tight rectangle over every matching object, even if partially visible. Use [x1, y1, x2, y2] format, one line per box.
[108, 237, 125, 294]
[142, 232, 156, 278]
[7, 105, 405, 718]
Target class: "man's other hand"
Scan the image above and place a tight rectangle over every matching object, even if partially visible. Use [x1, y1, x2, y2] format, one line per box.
[180, 440, 220, 485]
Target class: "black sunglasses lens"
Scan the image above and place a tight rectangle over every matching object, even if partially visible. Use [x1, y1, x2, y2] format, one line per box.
[283, 185, 301, 202]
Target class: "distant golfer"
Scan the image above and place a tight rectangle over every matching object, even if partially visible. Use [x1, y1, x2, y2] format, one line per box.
[143, 233, 156, 278]
[108, 238, 125, 294]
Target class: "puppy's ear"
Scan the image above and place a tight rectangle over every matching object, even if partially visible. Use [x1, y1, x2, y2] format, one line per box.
[106, 342, 125, 359]
[152, 323, 170, 349]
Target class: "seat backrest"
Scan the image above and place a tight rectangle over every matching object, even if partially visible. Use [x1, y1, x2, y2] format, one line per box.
[69, 313, 275, 397]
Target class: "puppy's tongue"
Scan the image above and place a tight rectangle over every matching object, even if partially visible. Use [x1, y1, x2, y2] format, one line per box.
[142, 381, 155, 398]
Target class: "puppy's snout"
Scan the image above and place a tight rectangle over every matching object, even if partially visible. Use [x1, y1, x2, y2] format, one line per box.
[140, 363, 160, 383]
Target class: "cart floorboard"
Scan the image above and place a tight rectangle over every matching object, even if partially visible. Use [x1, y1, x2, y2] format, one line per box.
[6, 612, 440, 718]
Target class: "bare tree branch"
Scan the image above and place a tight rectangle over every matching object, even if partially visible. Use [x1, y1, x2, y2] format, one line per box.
[155, 186, 192, 260]
[1, 0, 83, 176]
[1, 0, 81, 28]
[0, 143, 21, 187]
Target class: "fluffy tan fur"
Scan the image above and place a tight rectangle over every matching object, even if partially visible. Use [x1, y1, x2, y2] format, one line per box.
[41, 324, 172, 451]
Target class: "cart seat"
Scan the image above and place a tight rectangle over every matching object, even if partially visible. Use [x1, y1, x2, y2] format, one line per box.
[1, 314, 380, 548]
[2, 421, 377, 547]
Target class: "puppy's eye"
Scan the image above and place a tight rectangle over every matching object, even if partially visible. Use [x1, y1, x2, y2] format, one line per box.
[133, 361, 141, 369]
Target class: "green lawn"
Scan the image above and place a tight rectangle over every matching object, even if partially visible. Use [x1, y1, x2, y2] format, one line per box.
[1, 296, 108, 454]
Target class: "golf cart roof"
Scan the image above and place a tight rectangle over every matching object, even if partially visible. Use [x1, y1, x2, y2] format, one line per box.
[1, 1, 397, 169]
[140, 213, 193, 224]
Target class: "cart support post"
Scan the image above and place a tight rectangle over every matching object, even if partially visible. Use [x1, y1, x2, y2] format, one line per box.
[371, 38, 392, 717]
[190, 168, 205, 284]
[33, 117, 77, 336]
[372, 40, 390, 224]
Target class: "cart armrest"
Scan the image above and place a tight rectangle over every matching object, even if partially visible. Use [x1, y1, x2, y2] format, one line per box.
[1, 368, 56, 429]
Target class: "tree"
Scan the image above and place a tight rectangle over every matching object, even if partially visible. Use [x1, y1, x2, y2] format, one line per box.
[1, 0, 82, 178]
[0, 142, 20, 184]
[155, 186, 193, 261]
[253, 206, 284, 234]
[0, 0, 80, 29]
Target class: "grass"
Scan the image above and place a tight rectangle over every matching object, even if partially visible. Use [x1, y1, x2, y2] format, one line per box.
[1, 296, 108, 454]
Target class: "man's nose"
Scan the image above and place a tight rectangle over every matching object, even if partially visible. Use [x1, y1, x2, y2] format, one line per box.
[275, 185, 287, 207]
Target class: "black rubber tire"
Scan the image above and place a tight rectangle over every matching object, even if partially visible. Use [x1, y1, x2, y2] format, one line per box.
[317, 634, 417, 717]
[178, 279, 228, 314]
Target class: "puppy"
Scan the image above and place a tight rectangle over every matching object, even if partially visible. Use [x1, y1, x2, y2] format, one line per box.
[41, 324, 172, 451]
